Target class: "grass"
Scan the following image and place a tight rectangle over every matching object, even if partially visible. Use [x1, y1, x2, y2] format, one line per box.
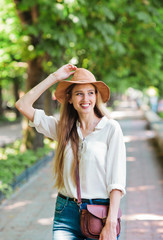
[0, 138, 55, 196]
[158, 112, 163, 119]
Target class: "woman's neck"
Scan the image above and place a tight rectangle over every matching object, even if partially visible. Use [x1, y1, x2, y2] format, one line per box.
[78, 112, 101, 137]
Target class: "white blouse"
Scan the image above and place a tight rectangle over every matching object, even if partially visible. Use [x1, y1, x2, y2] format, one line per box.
[29, 109, 126, 199]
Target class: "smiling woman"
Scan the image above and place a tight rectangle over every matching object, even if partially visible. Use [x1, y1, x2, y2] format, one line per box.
[15, 64, 126, 240]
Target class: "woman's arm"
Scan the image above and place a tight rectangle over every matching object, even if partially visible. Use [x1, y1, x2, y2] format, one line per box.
[99, 189, 122, 240]
[15, 64, 77, 121]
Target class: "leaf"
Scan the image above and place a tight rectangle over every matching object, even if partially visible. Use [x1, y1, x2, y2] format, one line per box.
[136, 11, 152, 23]
[112, 42, 126, 55]
[101, 6, 115, 21]
[93, 21, 116, 36]
[77, 14, 87, 27]
[25, 26, 40, 37]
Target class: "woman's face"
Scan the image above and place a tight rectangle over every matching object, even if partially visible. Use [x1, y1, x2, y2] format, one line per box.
[69, 84, 96, 115]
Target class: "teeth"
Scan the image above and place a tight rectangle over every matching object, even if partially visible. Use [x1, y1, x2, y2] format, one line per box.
[81, 104, 89, 107]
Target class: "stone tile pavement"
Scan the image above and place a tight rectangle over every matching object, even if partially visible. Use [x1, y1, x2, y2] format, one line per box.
[0, 102, 163, 240]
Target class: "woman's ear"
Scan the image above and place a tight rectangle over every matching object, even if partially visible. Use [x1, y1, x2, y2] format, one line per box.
[67, 94, 72, 104]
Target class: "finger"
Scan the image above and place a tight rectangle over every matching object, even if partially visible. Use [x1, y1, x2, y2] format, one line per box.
[67, 63, 77, 70]
[67, 63, 73, 68]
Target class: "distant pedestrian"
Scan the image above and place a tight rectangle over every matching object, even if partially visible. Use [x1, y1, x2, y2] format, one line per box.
[15, 64, 126, 240]
[150, 96, 158, 113]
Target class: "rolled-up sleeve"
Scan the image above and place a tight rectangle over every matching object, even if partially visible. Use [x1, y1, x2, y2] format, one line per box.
[29, 109, 58, 140]
[106, 121, 126, 197]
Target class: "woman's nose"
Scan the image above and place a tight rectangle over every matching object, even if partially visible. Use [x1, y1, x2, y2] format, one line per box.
[83, 93, 88, 101]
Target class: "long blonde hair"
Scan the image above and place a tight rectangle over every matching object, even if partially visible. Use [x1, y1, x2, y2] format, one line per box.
[53, 84, 110, 190]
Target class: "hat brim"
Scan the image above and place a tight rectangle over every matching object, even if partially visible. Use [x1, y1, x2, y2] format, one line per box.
[55, 80, 110, 103]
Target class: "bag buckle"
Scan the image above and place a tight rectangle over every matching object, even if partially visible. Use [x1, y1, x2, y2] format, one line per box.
[73, 198, 78, 203]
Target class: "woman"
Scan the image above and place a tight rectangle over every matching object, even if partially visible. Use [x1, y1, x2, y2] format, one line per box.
[15, 63, 126, 240]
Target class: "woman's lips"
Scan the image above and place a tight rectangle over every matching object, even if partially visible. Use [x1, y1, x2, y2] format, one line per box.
[80, 103, 90, 108]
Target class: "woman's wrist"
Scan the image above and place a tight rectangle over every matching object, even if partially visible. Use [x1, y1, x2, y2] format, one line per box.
[49, 72, 60, 83]
[106, 218, 117, 226]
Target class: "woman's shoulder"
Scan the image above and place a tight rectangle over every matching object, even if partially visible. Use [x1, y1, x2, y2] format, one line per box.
[103, 116, 121, 130]
[103, 116, 124, 142]
[30, 109, 59, 126]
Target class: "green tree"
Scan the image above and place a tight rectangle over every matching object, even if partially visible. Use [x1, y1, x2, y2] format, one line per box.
[1, 0, 163, 150]
[70, 0, 163, 95]
[0, 0, 26, 117]
[12, 0, 80, 150]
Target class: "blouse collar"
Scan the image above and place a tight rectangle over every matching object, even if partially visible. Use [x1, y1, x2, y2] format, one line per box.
[76, 115, 108, 131]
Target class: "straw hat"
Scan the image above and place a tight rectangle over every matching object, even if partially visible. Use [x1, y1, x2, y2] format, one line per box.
[55, 68, 110, 103]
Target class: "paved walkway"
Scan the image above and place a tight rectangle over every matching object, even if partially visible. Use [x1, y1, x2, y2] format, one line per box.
[0, 102, 163, 240]
[0, 122, 22, 147]
[114, 102, 163, 240]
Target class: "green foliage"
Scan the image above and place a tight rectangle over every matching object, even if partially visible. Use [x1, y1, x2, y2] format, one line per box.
[1, 0, 163, 95]
[159, 112, 163, 119]
[0, 0, 27, 114]
[0, 115, 17, 125]
[0, 139, 54, 195]
[0, 0, 163, 113]
[0, 0, 27, 75]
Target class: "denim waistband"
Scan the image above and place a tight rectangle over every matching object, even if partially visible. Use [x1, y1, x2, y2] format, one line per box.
[58, 193, 110, 205]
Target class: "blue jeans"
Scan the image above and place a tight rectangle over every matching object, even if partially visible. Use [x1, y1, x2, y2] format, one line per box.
[53, 195, 120, 240]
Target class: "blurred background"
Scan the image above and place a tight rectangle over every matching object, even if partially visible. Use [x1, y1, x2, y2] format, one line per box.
[0, 0, 163, 239]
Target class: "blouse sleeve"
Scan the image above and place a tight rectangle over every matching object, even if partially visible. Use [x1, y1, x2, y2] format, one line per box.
[106, 120, 126, 198]
[29, 109, 58, 140]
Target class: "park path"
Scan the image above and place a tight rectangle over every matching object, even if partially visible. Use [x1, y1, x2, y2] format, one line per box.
[0, 101, 163, 240]
[0, 122, 22, 147]
[114, 102, 163, 240]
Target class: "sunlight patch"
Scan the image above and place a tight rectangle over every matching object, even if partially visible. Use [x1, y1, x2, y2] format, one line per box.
[38, 217, 53, 225]
[123, 214, 163, 221]
[51, 193, 58, 199]
[127, 157, 136, 162]
[127, 185, 155, 192]
[4, 201, 31, 210]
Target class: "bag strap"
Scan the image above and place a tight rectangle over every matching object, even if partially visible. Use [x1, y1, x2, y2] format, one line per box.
[75, 158, 82, 205]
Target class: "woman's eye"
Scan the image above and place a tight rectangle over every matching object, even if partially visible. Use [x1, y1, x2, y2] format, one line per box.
[75, 91, 94, 96]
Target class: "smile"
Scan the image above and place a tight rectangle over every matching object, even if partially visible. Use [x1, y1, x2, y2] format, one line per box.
[80, 104, 90, 107]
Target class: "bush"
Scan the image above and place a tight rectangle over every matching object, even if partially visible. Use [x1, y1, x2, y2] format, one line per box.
[0, 139, 55, 195]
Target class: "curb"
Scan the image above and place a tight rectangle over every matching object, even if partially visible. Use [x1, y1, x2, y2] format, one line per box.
[143, 109, 163, 152]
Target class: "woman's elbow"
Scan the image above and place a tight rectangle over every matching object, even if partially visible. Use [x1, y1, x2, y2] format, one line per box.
[15, 99, 22, 112]
[15, 100, 34, 121]
[15, 99, 26, 113]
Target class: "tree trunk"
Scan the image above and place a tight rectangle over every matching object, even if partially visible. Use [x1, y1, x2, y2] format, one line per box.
[13, 78, 21, 118]
[21, 57, 44, 151]
[44, 89, 53, 115]
[13, 2, 45, 151]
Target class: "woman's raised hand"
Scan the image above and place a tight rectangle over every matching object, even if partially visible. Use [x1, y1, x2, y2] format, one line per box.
[15, 64, 77, 122]
[54, 64, 77, 82]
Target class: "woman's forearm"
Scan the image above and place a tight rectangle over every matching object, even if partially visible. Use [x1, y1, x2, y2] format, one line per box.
[106, 189, 122, 224]
[99, 190, 122, 239]
[15, 73, 58, 121]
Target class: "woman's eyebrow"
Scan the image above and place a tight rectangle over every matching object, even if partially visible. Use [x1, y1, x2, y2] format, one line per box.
[74, 89, 95, 93]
